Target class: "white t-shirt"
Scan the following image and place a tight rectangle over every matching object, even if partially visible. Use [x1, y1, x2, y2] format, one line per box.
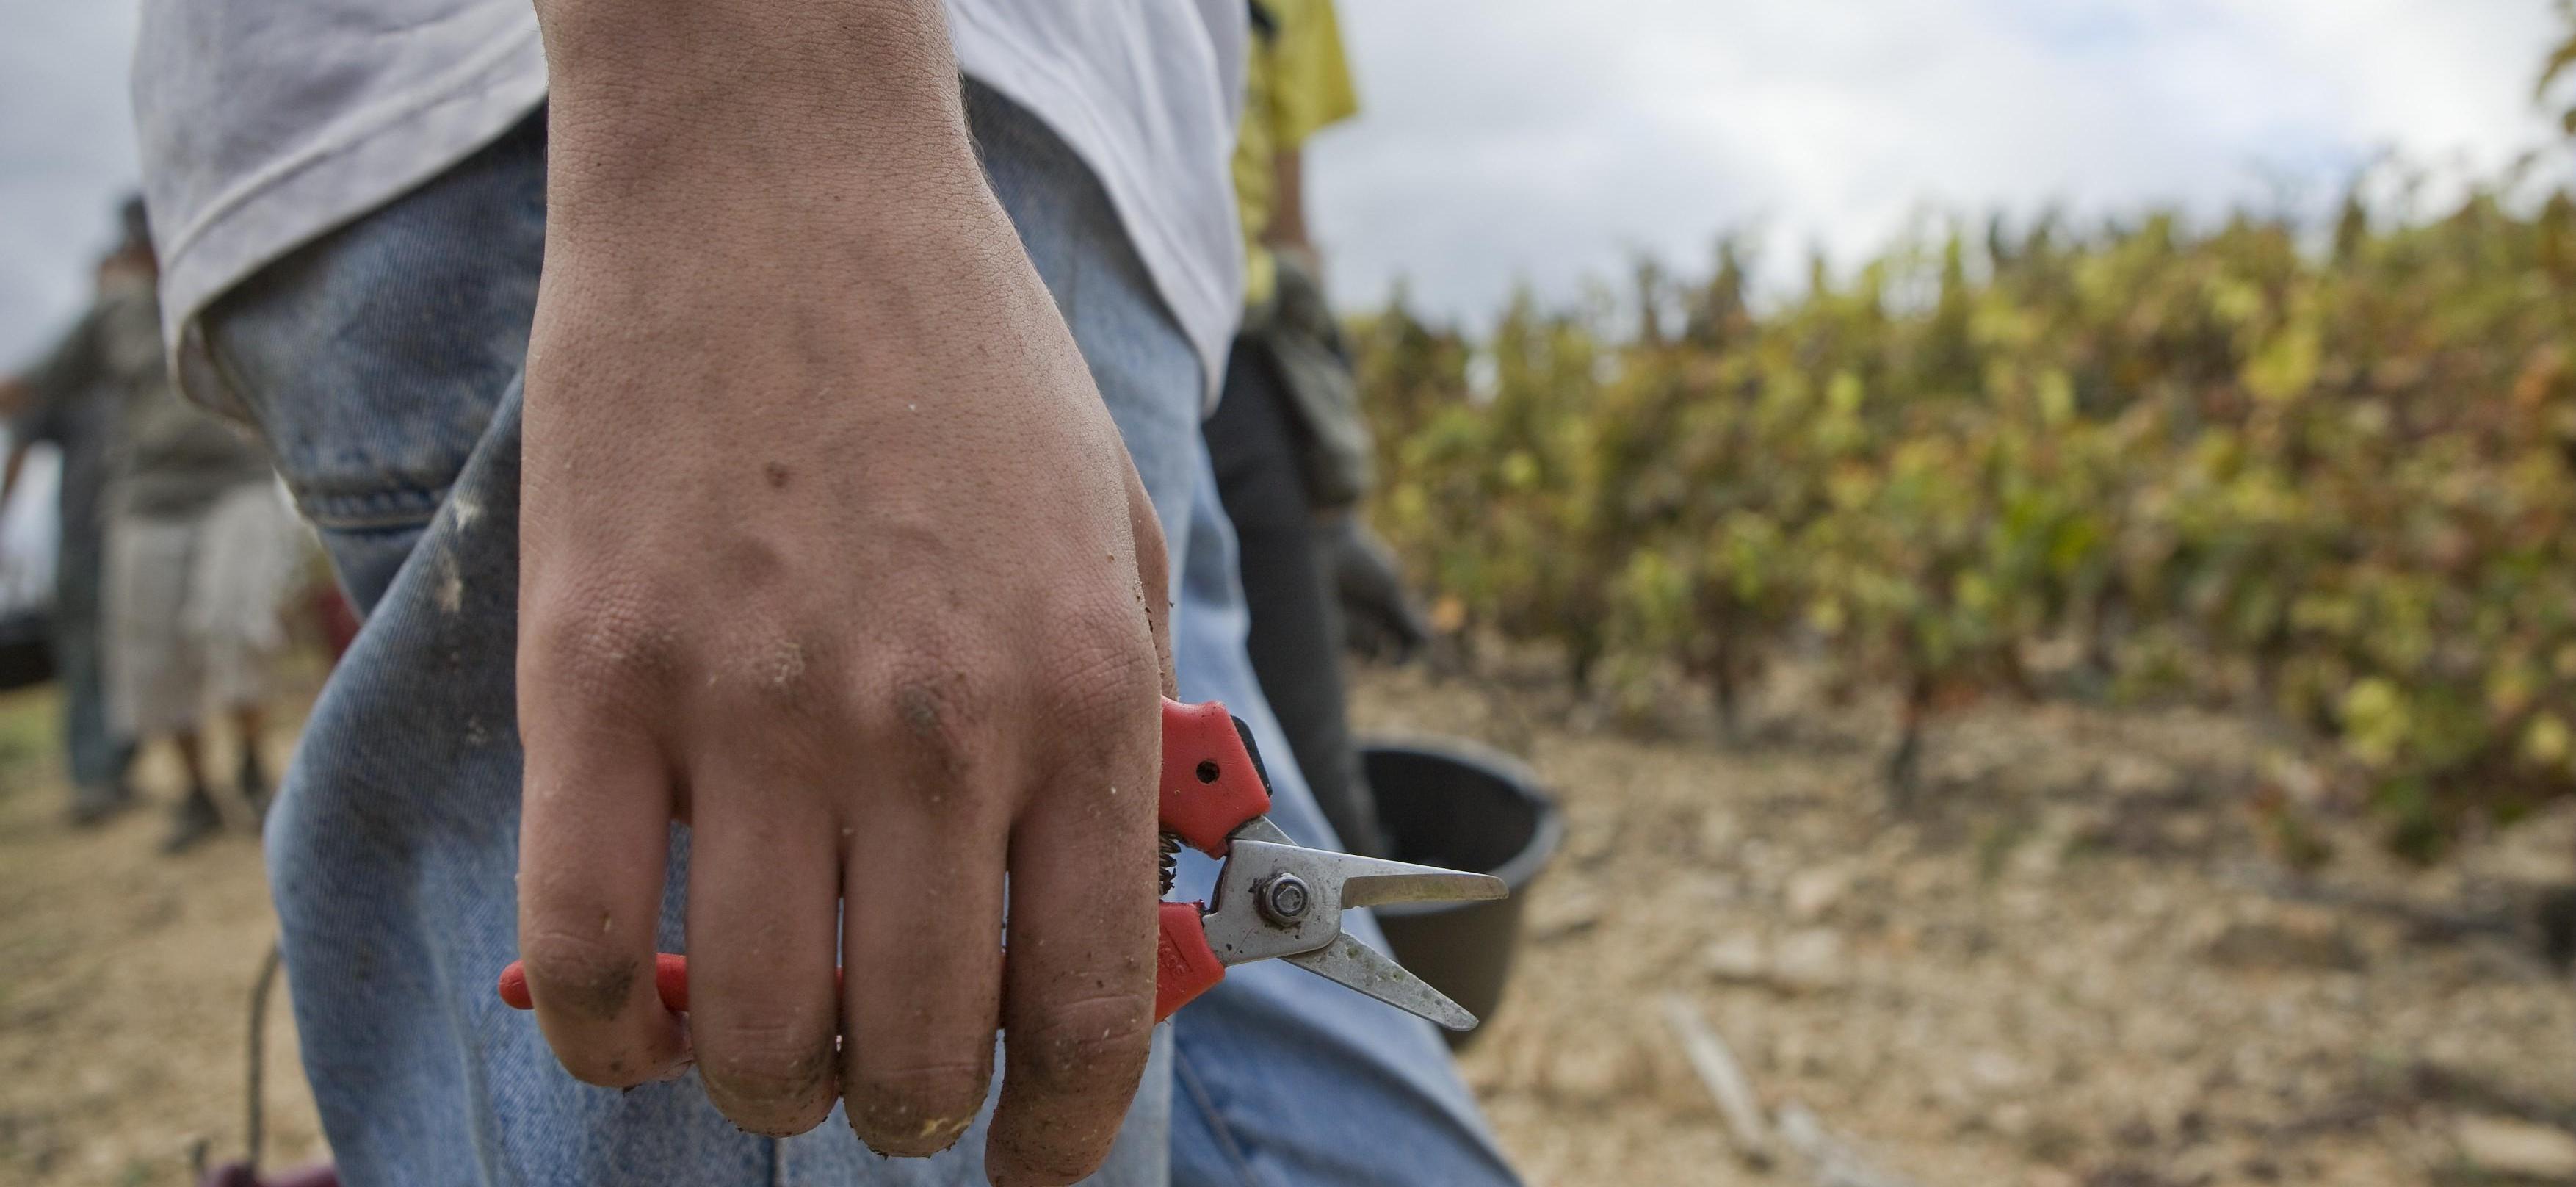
[131, 0, 1248, 406]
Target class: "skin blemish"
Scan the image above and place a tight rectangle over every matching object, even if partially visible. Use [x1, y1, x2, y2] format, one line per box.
[764, 461, 790, 489]
[890, 681, 972, 791]
[899, 685, 941, 739]
[767, 641, 806, 689]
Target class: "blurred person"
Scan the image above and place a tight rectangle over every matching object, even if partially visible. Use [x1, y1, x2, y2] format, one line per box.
[134, 1, 1519, 1185]
[1204, 0, 1394, 857]
[1330, 515, 1433, 663]
[86, 210, 297, 853]
[0, 199, 157, 826]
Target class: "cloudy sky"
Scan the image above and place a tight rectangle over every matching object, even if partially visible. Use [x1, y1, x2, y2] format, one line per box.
[0, 0, 2565, 367]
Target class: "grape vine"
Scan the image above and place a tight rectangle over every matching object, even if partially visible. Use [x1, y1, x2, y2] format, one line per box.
[1356, 184, 2576, 856]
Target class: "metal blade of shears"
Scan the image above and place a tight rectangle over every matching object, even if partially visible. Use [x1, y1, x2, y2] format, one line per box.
[1318, 852, 1509, 910]
[1226, 818, 1507, 910]
[1282, 931, 1481, 1031]
[1229, 815, 1299, 848]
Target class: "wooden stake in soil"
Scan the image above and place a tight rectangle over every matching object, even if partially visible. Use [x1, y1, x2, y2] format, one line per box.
[1660, 993, 1774, 1169]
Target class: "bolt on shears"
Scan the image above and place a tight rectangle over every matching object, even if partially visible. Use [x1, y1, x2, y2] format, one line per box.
[499, 696, 1508, 1031]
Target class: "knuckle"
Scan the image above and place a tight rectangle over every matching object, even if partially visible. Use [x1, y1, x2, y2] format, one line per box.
[518, 930, 644, 1025]
[1028, 616, 1162, 784]
[842, 1056, 994, 1155]
[735, 628, 828, 710]
[695, 1015, 839, 1136]
[1035, 608, 1159, 723]
[860, 654, 991, 778]
[522, 581, 687, 700]
[1008, 992, 1154, 1099]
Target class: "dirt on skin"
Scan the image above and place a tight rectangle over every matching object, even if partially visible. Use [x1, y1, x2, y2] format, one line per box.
[4, 661, 2575, 1186]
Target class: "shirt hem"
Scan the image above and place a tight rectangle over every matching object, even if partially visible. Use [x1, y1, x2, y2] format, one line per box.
[949, 4, 1244, 409]
[157, 12, 1244, 415]
[159, 36, 549, 417]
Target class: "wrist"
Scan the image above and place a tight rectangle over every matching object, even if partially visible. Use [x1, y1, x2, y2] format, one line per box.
[535, 0, 985, 212]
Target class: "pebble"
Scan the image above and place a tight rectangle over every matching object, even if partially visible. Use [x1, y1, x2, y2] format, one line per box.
[1967, 1049, 2027, 1092]
[1784, 865, 1851, 923]
[2456, 1115, 2576, 1182]
[1705, 933, 1769, 983]
[1544, 1039, 1640, 1105]
[2098, 753, 2179, 797]
[1702, 928, 1847, 993]
[1529, 888, 1604, 941]
[1772, 928, 1848, 993]
[2204, 916, 2363, 973]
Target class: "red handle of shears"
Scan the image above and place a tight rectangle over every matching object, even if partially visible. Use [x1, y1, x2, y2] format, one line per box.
[1148, 697, 1272, 1017]
[499, 697, 1271, 1022]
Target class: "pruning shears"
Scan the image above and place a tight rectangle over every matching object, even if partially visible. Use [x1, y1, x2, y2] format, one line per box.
[499, 697, 1506, 1030]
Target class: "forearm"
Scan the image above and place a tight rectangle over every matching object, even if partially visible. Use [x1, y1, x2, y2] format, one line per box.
[1, 376, 33, 506]
[1265, 147, 1311, 255]
[526, 0, 1066, 452]
[1, 441, 29, 508]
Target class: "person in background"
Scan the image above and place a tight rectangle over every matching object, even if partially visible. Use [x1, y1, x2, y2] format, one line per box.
[0, 199, 153, 826]
[1204, 0, 1392, 856]
[89, 209, 297, 854]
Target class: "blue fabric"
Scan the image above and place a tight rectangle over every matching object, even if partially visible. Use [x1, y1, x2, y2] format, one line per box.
[19, 322, 133, 792]
[56, 520, 131, 793]
[200, 86, 1516, 1187]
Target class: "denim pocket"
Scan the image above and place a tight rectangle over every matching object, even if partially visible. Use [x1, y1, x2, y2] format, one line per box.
[200, 112, 546, 540]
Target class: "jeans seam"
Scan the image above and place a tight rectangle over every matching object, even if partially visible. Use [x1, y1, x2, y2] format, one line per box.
[297, 486, 451, 532]
[198, 278, 459, 535]
[1172, 1042, 1267, 1187]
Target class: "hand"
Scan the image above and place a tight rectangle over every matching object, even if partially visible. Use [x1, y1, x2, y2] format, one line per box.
[512, 2, 1173, 1182]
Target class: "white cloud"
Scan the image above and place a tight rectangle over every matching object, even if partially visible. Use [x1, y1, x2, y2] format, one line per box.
[0, 0, 142, 367]
[1309, 0, 2567, 323]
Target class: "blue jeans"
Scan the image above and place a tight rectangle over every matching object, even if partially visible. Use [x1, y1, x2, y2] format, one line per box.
[203, 86, 1517, 1187]
[55, 521, 131, 793]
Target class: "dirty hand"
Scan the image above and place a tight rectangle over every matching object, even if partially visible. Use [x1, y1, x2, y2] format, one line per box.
[511, 1, 1171, 1182]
